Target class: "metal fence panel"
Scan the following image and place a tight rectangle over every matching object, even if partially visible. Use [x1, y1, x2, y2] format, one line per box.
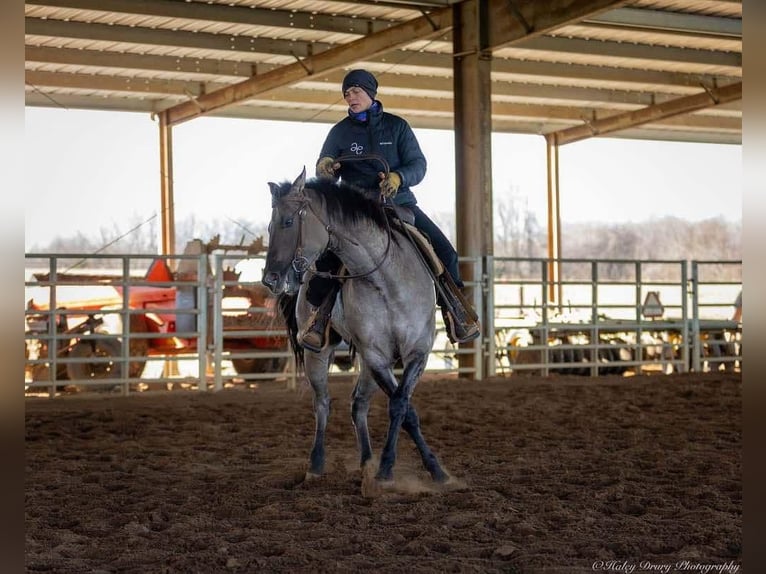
[24, 253, 741, 396]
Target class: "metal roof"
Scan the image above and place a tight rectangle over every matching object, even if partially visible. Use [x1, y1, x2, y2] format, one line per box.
[25, 0, 742, 145]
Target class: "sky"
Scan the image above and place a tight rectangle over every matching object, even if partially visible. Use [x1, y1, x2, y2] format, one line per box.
[24, 106, 742, 250]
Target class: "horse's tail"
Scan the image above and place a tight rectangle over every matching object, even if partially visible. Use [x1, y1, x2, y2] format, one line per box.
[277, 292, 304, 370]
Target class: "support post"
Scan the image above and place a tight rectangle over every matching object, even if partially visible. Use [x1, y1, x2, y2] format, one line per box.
[544, 133, 563, 307]
[453, 0, 493, 378]
[158, 110, 175, 256]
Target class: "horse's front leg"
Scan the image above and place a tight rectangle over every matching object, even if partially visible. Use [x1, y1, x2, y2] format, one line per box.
[401, 401, 448, 483]
[374, 352, 435, 482]
[350, 363, 377, 468]
[303, 349, 333, 477]
[376, 390, 406, 481]
[376, 354, 449, 482]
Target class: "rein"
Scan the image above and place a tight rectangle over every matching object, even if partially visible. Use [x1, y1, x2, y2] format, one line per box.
[304, 198, 393, 281]
[290, 193, 394, 281]
[289, 153, 395, 281]
[333, 152, 390, 178]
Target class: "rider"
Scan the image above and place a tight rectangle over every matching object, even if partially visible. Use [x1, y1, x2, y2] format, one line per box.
[298, 68, 480, 352]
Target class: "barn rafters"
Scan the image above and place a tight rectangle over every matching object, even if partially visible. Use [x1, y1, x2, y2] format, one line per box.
[25, 0, 741, 144]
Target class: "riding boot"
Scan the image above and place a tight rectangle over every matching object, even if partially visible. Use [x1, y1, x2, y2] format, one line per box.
[437, 272, 481, 345]
[298, 282, 341, 352]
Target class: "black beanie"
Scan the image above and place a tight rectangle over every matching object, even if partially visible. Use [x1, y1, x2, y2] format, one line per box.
[342, 69, 378, 100]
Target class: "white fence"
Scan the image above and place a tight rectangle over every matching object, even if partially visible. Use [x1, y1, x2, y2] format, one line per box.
[24, 253, 741, 396]
[486, 258, 741, 377]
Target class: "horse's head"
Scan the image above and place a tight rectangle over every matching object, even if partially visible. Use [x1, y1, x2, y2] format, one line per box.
[261, 167, 330, 296]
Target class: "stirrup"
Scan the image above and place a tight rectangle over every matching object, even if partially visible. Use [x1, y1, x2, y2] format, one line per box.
[298, 278, 343, 353]
[298, 308, 332, 352]
[442, 308, 481, 345]
[437, 272, 481, 344]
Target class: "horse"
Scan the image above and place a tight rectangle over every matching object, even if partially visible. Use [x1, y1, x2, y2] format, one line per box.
[261, 168, 448, 484]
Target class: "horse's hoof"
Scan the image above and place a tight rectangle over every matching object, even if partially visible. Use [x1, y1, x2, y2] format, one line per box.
[360, 462, 386, 497]
[432, 470, 450, 484]
[361, 476, 379, 498]
[374, 462, 393, 483]
[304, 471, 323, 481]
[437, 475, 466, 490]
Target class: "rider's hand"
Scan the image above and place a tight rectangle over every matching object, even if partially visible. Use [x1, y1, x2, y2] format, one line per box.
[378, 171, 401, 198]
[316, 156, 341, 179]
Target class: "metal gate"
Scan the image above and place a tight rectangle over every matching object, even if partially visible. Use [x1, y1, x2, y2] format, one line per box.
[25, 253, 741, 397]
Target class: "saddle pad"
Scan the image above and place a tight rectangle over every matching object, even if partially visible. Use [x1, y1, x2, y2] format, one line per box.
[402, 222, 445, 276]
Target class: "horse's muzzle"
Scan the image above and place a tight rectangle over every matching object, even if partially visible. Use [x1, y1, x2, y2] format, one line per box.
[262, 269, 300, 296]
[261, 271, 283, 294]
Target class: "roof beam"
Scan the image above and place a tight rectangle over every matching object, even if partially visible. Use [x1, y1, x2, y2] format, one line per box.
[156, 0, 704, 125]
[25, 67, 735, 122]
[25, 69, 212, 96]
[23, 0, 742, 145]
[584, 7, 742, 37]
[23, 91, 740, 144]
[353, 0, 456, 5]
[26, 45, 737, 92]
[607, 128, 740, 145]
[26, 0, 398, 36]
[549, 81, 742, 145]
[513, 36, 741, 69]
[299, 75, 723, 110]
[35, 0, 729, 52]
[25, 18, 336, 57]
[317, 0, 454, 7]
[161, 6, 453, 125]
[25, 70, 741, 133]
[487, 57, 738, 90]
[26, 47, 720, 109]
[484, 0, 631, 49]
[28, 17, 740, 71]
[25, 46, 265, 78]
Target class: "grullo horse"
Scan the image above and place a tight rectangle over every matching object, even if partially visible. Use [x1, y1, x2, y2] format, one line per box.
[261, 168, 448, 484]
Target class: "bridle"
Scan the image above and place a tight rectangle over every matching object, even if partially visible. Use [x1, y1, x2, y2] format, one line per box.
[286, 153, 395, 281]
[289, 196, 393, 281]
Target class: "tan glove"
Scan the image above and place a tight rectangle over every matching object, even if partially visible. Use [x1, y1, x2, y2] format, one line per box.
[316, 156, 341, 179]
[378, 171, 401, 198]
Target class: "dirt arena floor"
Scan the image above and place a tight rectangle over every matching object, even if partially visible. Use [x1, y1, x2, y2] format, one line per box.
[25, 372, 741, 574]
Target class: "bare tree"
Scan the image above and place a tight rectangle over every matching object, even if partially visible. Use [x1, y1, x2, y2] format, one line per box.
[561, 217, 741, 280]
[30, 207, 741, 283]
[494, 190, 545, 278]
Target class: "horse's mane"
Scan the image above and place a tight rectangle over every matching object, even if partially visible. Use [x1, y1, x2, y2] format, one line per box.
[272, 177, 389, 231]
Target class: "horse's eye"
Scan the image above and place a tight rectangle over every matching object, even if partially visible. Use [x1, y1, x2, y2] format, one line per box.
[282, 217, 294, 228]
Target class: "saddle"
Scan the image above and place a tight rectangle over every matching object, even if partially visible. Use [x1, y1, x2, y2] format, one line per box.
[384, 205, 442, 275]
[384, 206, 480, 343]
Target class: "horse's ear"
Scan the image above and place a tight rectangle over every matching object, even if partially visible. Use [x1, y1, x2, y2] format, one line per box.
[267, 182, 280, 197]
[291, 167, 307, 196]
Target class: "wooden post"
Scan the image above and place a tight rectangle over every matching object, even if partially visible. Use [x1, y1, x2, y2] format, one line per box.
[158, 110, 175, 256]
[545, 133, 562, 307]
[453, 0, 493, 378]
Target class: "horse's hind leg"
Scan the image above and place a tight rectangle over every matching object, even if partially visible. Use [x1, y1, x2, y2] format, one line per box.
[350, 366, 377, 468]
[304, 350, 333, 477]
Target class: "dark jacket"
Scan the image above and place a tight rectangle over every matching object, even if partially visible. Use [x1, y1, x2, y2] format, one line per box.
[318, 101, 426, 207]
